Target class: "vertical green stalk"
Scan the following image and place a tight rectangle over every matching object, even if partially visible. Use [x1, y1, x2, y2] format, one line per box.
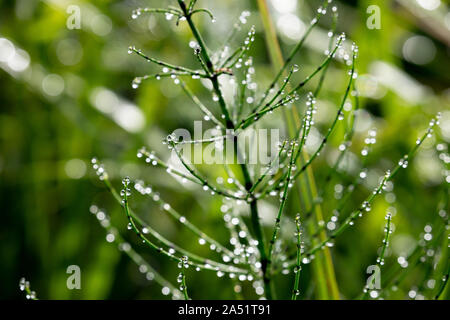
[179, 0, 234, 129]
[255, 0, 340, 299]
[179, 256, 190, 300]
[291, 214, 302, 300]
[178, 0, 273, 299]
[235, 137, 272, 299]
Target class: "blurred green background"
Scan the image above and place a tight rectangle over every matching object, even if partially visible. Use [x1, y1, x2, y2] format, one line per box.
[0, 0, 449, 299]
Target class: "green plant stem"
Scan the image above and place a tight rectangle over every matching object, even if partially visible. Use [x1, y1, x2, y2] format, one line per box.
[180, 259, 190, 300]
[20, 278, 38, 300]
[178, 0, 233, 128]
[130, 47, 204, 76]
[362, 213, 392, 299]
[292, 214, 302, 300]
[267, 143, 296, 281]
[178, 0, 273, 299]
[256, 0, 340, 300]
[237, 140, 273, 300]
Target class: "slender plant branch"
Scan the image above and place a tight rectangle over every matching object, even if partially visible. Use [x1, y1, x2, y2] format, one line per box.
[291, 214, 303, 300]
[362, 212, 393, 299]
[178, 256, 190, 300]
[19, 278, 38, 300]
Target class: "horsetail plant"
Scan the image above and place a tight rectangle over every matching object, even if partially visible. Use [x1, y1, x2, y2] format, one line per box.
[85, 0, 447, 300]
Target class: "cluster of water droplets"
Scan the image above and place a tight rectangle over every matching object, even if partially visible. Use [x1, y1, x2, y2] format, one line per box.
[176, 256, 189, 293]
[436, 143, 450, 183]
[237, 26, 256, 69]
[127, 45, 137, 55]
[351, 42, 359, 60]
[259, 92, 300, 120]
[427, 113, 440, 136]
[377, 170, 391, 194]
[334, 32, 346, 56]
[252, 280, 265, 297]
[344, 171, 392, 230]
[238, 10, 251, 24]
[398, 155, 409, 169]
[90, 205, 115, 240]
[361, 201, 371, 213]
[240, 57, 259, 104]
[323, 4, 339, 54]
[293, 213, 304, 281]
[317, 5, 327, 15]
[131, 77, 142, 89]
[221, 203, 260, 268]
[134, 180, 153, 196]
[19, 278, 36, 300]
[304, 92, 317, 131]
[423, 224, 433, 242]
[137, 147, 159, 167]
[91, 157, 107, 180]
[326, 210, 340, 231]
[376, 212, 393, 266]
[361, 128, 377, 156]
[131, 8, 143, 20]
[120, 176, 132, 199]
[171, 73, 181, 85]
